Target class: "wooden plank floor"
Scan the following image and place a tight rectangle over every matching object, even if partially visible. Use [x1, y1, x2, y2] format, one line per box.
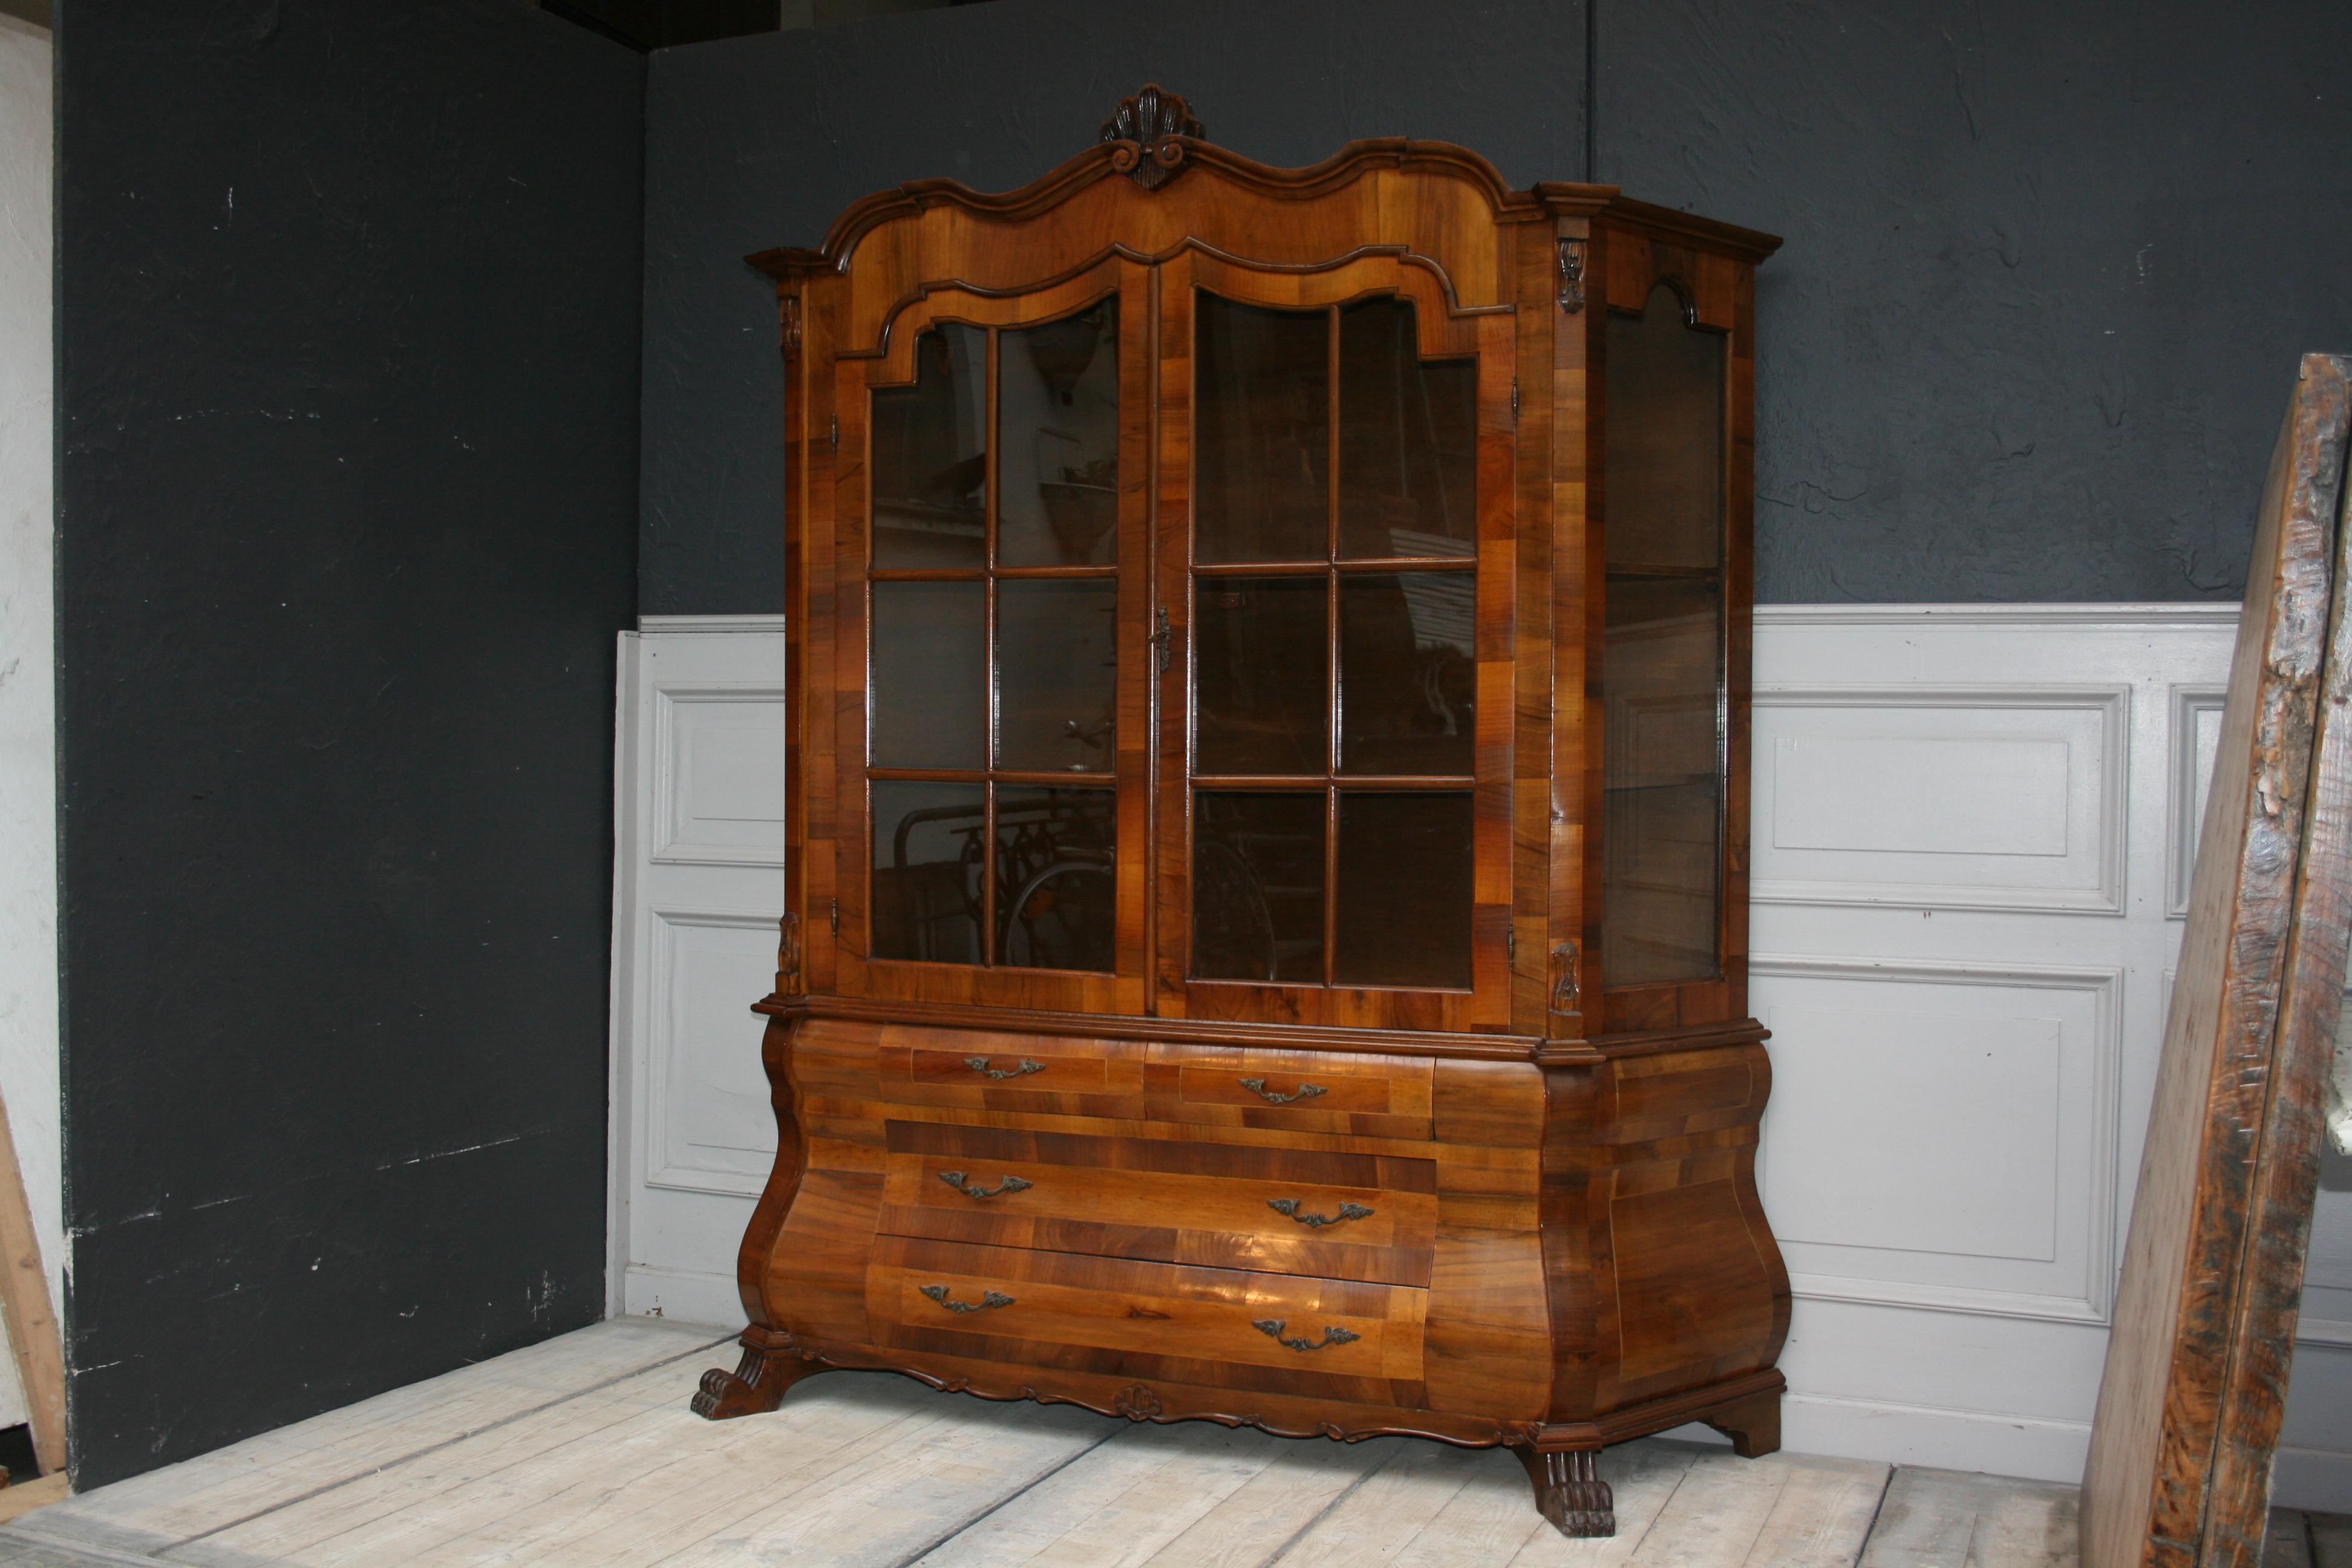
[0, 1319, 2339, 1567]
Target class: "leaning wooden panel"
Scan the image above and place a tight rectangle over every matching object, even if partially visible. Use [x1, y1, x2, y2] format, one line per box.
[2083, 354, 2352, 1568]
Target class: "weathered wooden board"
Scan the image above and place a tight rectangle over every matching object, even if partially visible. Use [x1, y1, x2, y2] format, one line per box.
[2083, 354, 2352, 1568]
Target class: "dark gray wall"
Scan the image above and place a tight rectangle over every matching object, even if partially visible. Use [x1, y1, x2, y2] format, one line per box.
[57, 0, 642, 1487]
[638, 0, 2352, 609]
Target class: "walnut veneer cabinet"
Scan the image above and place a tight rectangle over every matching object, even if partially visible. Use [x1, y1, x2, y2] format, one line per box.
[693, 87, 1788, 1537]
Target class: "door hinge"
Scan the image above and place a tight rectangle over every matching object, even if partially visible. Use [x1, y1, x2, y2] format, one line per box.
[1151, 607, 1174, 674]
[829, 898, 840, 938]
[1511, 379, 1520, 423]
[828, 414, 838, 452]
[1506, 926, 1516, 964]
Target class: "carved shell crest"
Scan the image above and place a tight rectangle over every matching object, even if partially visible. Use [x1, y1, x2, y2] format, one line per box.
[1100, 84, 1206, 191]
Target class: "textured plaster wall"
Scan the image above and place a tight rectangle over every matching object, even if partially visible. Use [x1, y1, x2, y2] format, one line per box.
[56, 0, 642, 1486]
[636, 0, 2352, 610]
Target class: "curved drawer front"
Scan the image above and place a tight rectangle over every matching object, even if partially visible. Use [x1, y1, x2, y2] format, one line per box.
[868, 1235, 1425, 1397]
[1143, 1046, 1433, 1139]
[874, 1028, 1150, 1119]
[877, 1120, 1437, 1286]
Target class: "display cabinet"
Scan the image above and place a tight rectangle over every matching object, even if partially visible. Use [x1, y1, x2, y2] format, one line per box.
[693, 87, 1786, 1538]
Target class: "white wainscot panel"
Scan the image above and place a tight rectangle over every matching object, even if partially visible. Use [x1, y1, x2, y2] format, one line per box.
[1754, 957, 2120, 1322]
[2166, 683, 2227, 918]
[1753, 686, 2128, 913]
[646, 909, 783, 1196]
[652, 685, 788, 866]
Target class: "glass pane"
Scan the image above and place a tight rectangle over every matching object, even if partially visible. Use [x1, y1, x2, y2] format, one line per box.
[870, 581, 985, 769]
[1192, 791, 1325, 982]
[872, 781, 985, 964]
[997, 580, 1116, 773]
[1194, 295, 1328, 564]
[1602, 578, 1722, 986]
[872, 324, 987, 569]
[1339, 571, 1475, 776]
[1333, 792, 1472, 988]
[995, 787, 1116, 972]
[1194, 576, 1327, 775]
[1339, 298, 1476, 560]
[1604, 286, 1724, 571]
[998, 299, 1120, 567]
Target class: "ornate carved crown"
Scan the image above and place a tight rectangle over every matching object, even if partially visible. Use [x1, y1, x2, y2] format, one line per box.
[1100, 84, 1206, 191]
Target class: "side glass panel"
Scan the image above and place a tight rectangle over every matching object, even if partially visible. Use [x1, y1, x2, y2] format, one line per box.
[1602, 283, 1727, 988]
[1194, 296, 1328, 564]
[1185, 288, 1480, 995]
[871, 324, 987, 569]
[866, 304, 1120, 975]
[999, 301, 1120, 567]
[1338, 298, 1477, 560]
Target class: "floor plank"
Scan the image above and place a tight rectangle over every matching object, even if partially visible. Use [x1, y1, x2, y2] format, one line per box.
[9, 1318, 722, 1560]
[2310, 1511, 2352, 1568]
[0, 1320, 2129, 1568]
[1858, 1466, 2078, 1568]
[2266, 1508, 2316, 1568]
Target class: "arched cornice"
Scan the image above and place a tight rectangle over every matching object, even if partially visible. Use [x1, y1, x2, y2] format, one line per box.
[747, 86, 1780, 284]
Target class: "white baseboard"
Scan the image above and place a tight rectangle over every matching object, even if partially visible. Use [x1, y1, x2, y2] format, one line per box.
[2273, 1445, 2352, 1512]
[1780, 1393, 2090, 1483]
[622, 1264, 745, 1331]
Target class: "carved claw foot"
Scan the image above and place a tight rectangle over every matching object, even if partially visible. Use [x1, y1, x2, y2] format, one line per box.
[1516, 1446, 1615, 1537]
[690, 1346, 807, 1420]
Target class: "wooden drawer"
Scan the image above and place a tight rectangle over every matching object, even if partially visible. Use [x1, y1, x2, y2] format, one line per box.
[872, 1027, 1148, 1119]
[867, 1235, 1424, 1393]
[875, 1120, 1437, 1285]
[1143, 1045, 1432, 1138]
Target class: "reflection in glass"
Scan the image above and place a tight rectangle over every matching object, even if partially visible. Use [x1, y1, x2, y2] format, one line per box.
[995, 788, 1115, 972]
[1604, 285, 1724, 572]
[1194, 577, 1327, 775]
[1339, 572, 1475, 776]
[870, 581, 985, 769]
[1339, 298, 1477, 559]
[1334, 792, 1472, 988]
[997, 580, 1116, 773]
[872, 324, 987, 569]
[1601, 578, 1722, 986]
[872, 781, 985, 964]
[1195, 295, 1329, 564]
[999, 301, 1120, 567]
[1192, 792, 1325, 982]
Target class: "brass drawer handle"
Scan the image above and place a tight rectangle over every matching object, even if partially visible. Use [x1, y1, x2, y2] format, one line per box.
[920, 1284, 1014, 1314]
[966, 1056, 1045, 1080]
[939, 1170, 1033, 1200]
[1267, 1198, 1373, 1229]
[1238, 1076, 1325, 1105]
[1253, 1318, 1360, 1352]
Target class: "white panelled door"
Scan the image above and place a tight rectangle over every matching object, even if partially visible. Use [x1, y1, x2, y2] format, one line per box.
[608, 617, 788, 1330]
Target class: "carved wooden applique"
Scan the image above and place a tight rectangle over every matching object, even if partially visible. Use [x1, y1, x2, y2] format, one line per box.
[1099, 83, 1204, 190]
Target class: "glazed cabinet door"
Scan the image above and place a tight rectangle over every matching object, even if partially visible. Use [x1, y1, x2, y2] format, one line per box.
[831, 258, 1155, 1015]
[1153, 252, 1518, 1031]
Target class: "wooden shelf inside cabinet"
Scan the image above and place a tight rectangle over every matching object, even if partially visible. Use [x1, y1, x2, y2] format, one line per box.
[707, 82, 1786, 1545]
